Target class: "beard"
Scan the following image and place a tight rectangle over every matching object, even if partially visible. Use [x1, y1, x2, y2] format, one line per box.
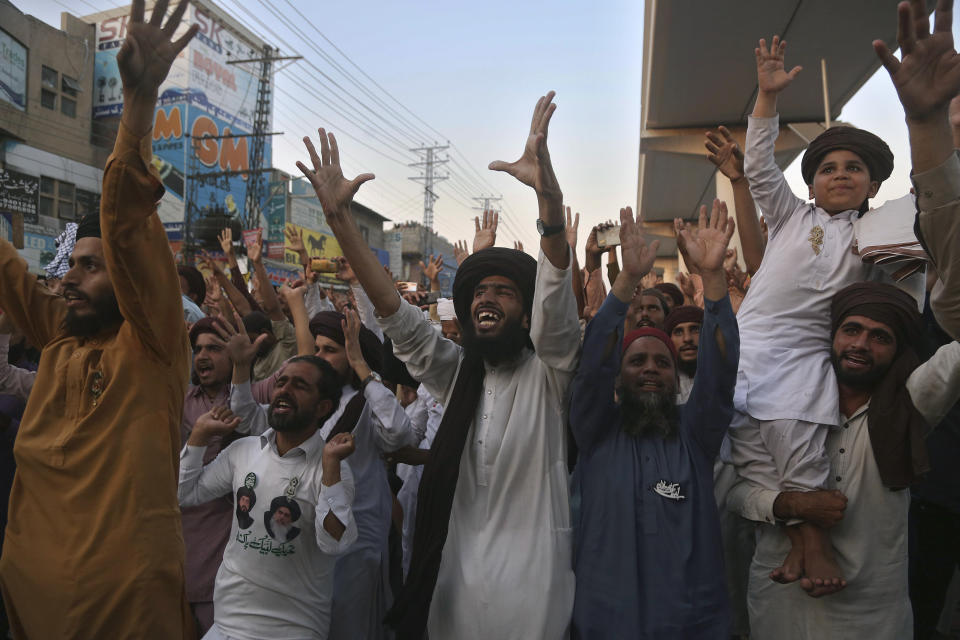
[677, 357, 697, 378]
[267, 399, 317, 433]
[270, 520, 291, 541]
[461, 315, 530, 365]
[63, 290, 123, 338]
[618, 386, 679, 439]
[831, 351, 890, 389]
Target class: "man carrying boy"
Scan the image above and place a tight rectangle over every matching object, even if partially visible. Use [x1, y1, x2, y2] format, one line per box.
[725, 34, 911, 596]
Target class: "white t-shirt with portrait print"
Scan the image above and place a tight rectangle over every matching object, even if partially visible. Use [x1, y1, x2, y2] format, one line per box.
[179, 428, 357, 640]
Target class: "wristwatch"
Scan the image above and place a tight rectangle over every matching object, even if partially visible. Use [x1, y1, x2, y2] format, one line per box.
[537, 218, 565, 237]
[361, 371, 382, 390]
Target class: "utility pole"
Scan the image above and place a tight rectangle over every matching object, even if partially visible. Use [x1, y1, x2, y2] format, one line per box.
[409, 144, 449, 258]
[472, 194, 502, 214]
[227, 47, 301, 230]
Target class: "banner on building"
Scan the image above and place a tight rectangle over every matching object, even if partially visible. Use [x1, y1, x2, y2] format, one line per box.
[0, 167, 39, 223]
[0, 29, 27, 111]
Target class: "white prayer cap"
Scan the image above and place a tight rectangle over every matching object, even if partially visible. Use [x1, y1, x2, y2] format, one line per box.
[437, 297, 456, 321]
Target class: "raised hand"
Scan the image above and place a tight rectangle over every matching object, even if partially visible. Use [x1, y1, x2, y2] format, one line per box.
[705, 126, 745, 182]
[675, 199, 736, 275]
[324, 432, 356, 461]
[419, 254, 443, 283]
[204, 275, 222, 303]
[335, 257, 357, 284]
[285, 225, 307, 266]
[279, 281, 306, 305]
[513, 241, 525, 252]
[218, 227, 234, 257]
[473, 210, 498, 253]
[755, 36, 802, 95]
[488, 91, 562, 199]
[341, 309, 372, 380]
[565, 206, 580, 250]
[453, 240, 470, 265]
[874, 0, 960, 123]
[297, 129, 374, 224]
[247, 228, 263, 264]
[617, 206, 660, 283]
[191, 405, 242, 445]
[118, 0, 198, 134]
[212, 311, 268, 367]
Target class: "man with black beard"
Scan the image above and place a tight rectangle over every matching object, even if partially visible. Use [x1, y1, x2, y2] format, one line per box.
[0, 3, 198, 636]
[295, 91, 581, 640]
[570, 201, 740, 639]
[727, 281, 960, 639]
[665, 305, 704, 403]
[229, 306, 415, 640]
[180, 355, 358, 640]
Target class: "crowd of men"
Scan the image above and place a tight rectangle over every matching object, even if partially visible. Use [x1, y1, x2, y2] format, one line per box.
[1, 0, 960, 638]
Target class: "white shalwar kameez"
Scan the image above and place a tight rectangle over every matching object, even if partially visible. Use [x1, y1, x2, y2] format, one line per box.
[379, 248, 580, 640]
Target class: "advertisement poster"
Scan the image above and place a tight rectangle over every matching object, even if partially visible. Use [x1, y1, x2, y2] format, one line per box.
[0, 167, 39, 223]
[290, 196, 331, 235]
[97, 5, 272, 243]
[284, 222, 342, 284]
[0, 29, 27, 111]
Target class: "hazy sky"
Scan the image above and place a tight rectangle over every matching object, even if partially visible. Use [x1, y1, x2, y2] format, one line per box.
[25, 0, 960, 262]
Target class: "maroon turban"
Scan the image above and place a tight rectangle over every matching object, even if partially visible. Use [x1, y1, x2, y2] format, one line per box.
[664, 305, 704, 337]
[622, 327, 678, 363]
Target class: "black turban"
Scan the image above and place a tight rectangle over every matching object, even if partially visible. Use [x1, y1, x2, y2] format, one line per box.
[188, 316, 224, 348]
[800, 126, 894, 186]
[664, 305, 704, 336]
[831, 282, 927, 488]
[655, 282, 684, 310]
[451, 247, 537, 329]
[178, 265, 207, 306]
[386, 245, 537, 639]
[75, 213, 102, 240]
[308, 311, 383, 374]
[268, 495, 301, 522]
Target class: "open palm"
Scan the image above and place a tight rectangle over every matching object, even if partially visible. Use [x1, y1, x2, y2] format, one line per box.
[618, 206, 659, 280]
[675, 199, 736, 273]
[297, 129, 374, 224]
[118, 0, 197, 97]
[489, 91, 561, 195]
[755, 36, 802, 94]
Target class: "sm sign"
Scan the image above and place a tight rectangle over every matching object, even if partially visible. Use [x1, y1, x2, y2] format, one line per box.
[152, 105, 249, 173]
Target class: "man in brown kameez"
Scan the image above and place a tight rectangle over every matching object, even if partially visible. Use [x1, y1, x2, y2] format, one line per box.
[0, 2, 199, 637]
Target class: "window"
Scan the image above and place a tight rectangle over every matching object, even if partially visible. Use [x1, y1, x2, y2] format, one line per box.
[41, 66, 57, 111]
[61, 75, 78, 117]
[38, 177, 78, 220]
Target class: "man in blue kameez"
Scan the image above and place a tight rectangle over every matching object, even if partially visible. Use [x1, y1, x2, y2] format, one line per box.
[571, 200, 740, 639]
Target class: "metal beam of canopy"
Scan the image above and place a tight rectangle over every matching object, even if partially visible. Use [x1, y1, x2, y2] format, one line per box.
[636, 0, 935, 272]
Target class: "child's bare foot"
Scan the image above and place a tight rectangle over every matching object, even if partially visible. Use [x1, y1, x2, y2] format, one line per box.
[770, 525, 804, 583]
[798, 522, 845, 597]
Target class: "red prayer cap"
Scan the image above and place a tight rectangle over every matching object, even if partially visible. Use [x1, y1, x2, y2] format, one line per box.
[622, 327, 678, 363]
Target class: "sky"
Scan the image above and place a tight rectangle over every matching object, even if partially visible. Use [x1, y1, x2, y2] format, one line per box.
[24, 0, 960, 263]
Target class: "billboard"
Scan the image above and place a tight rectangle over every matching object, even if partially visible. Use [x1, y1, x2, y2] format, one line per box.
[0, 29, 27, 111]
[290, 196, 331, 235]
[96, 4, 273, 236]
[285, 222, 343, 285]
[0, 167, 39, 223]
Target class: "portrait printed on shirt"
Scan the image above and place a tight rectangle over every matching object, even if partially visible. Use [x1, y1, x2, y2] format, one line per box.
[264, 495, 302, 542]
[236, 486, 257, 530]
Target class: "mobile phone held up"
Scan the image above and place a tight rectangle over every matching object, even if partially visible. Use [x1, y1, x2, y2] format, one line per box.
[597, 225, 621, 248]
[310, 258, 339, 273]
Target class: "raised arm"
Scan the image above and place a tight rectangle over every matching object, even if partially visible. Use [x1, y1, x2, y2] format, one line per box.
[674, 200, 739, 456]
[572, 206, 659, 450]
[179, 406, 241, 507]
[744, 38, 806, 230]
[565, 207, 586, 318]
[247, 229, 285, 322]
[279, 282, 315, 357]
[472, 210, 498, 253]
[101, 0, 198, 361]
[489, 91, 568, 269]
[296, 131, 397, 319]
[706, 126, 765, 275]
[876, 0, 960, 338]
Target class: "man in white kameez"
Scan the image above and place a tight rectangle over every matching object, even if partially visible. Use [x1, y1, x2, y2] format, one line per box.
[728, 282, 960, 639]
[294, 91, 578, 640]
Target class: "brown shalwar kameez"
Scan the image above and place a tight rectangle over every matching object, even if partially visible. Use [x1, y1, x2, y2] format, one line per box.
[0, 123, 194, 639]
